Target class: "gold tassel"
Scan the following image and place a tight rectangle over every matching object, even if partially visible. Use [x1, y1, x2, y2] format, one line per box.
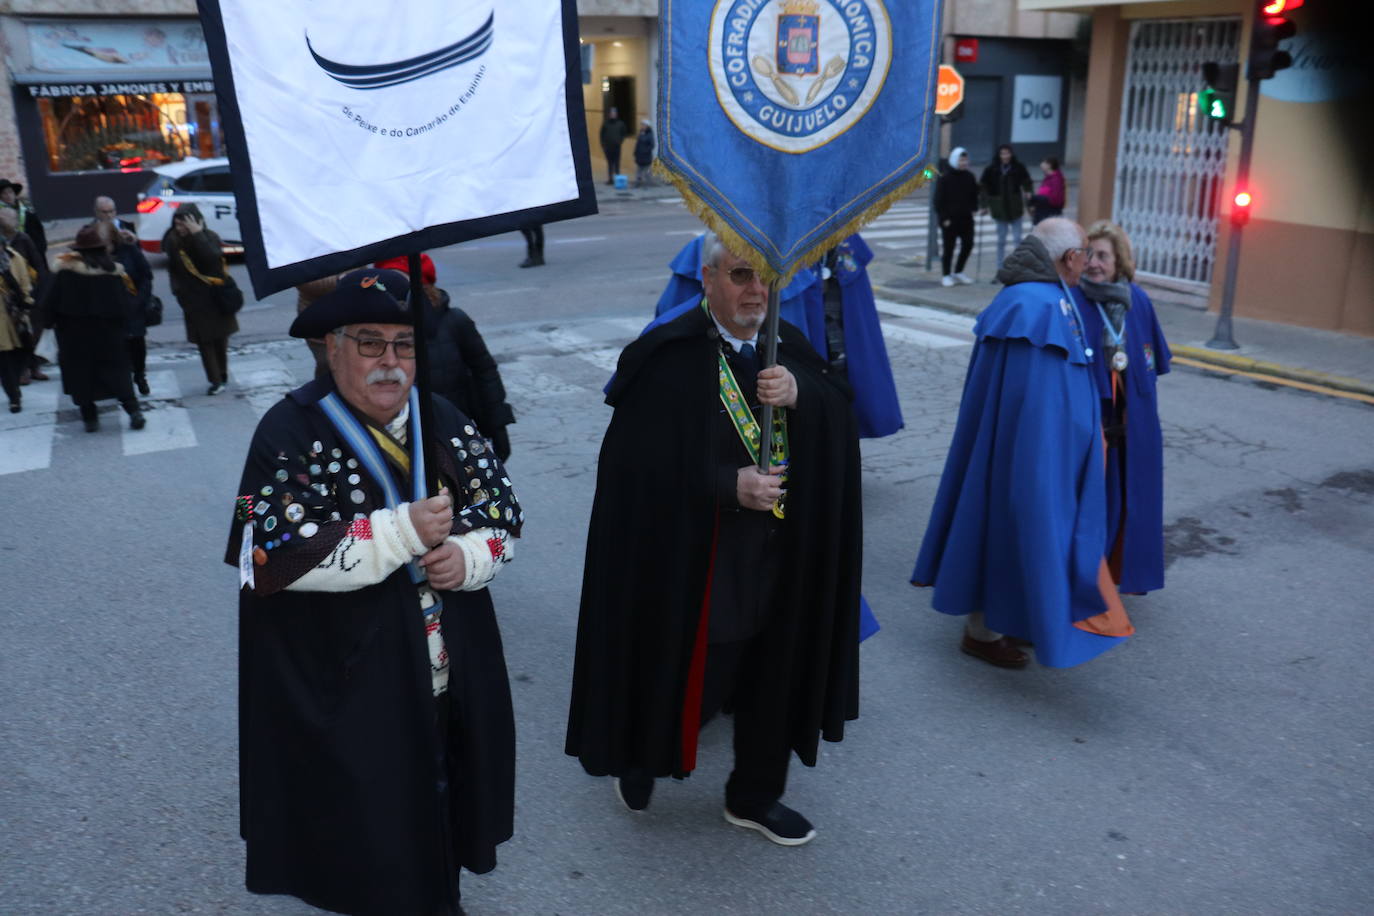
[651, 158, 934, 286]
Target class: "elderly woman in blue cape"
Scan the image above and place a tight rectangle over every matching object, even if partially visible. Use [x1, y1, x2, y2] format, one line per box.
[1070, 220, 1171, 596]
[651, 232, 903, 440]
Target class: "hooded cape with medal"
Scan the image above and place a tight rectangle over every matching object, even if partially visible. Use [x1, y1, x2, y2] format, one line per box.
[566, 304, 863, 777]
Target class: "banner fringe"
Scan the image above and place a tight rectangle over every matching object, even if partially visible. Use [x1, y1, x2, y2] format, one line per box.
[652, 159, 933, 287]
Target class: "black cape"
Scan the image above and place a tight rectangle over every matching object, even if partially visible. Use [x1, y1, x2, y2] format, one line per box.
[224, 378, 521, 916]
[566, 305, 862, 778]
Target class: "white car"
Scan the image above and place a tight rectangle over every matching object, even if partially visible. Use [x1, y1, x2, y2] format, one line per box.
[135, 157, 243, 255]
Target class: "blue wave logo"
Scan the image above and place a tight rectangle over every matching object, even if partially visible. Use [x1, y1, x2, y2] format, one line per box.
[307, 12, 493, 90]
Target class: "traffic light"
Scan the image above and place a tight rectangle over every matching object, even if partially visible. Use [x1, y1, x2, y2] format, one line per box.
[1200, 62, 1240, 123]
[1231, 189, 1253, 227]
[1248, 0, 1302, 81]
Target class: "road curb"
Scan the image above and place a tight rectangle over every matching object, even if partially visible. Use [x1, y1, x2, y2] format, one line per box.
[1169, 345, 1374, 399]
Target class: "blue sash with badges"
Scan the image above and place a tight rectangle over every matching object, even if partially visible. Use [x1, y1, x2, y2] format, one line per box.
[319, 387, 442, 616]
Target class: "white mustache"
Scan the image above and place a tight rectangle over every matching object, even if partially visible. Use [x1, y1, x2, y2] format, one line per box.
[365, 367, 408, 386]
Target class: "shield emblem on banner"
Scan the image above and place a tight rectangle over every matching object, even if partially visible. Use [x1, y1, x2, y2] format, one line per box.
[660, 0, 943, 282]
[777, 13, 819, 76]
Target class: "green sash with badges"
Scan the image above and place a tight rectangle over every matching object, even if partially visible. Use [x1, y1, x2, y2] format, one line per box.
[710, 301, 789, 519]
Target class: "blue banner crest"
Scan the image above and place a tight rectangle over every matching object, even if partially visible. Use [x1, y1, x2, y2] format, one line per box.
[658, 0, 942, 282]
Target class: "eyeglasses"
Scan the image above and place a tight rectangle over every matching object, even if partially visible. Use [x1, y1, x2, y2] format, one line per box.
[723, 266, 759, 286]
[341, 332, 416, 359]
[1084, 248, 1113, 262]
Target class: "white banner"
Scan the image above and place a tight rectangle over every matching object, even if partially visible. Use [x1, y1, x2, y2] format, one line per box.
[201, 0, 593, 292]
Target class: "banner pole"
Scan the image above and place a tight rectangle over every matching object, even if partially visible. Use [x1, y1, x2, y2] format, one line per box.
[757, 279, 781, 474]
[407, 252, 440, 498]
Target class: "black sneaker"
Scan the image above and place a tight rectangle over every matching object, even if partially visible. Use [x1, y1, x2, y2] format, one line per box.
[135, 375, 150, 396]
[128, 411, 146, 431]
[614, 772, 654, 812]
[207, 382, 225, 396]
[724, 801, 816, 846]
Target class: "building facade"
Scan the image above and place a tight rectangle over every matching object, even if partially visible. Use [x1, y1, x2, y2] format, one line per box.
[1022, 0, 1371, 335]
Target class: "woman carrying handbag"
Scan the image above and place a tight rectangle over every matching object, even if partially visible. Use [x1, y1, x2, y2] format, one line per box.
[163, 203, 239, 395]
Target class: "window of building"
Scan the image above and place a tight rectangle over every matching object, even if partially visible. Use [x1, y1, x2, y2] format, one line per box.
[35, 91, 222, 173]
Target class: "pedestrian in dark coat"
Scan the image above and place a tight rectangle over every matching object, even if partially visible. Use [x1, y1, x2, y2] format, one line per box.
[934, 147, 980, 286]
[599, 107, 628, 184]
[0, 179, 46, 255]
[0, 207, 50, 381]
[42, 225, 144, 432]
[375, 254, 516, 460]
[518, 224, 544, 268]
[979, 144, 1033, 266]
[0, 241, 36, 412]
[162, 203, 237, 394]
[106, 221, 155, 395]
[633, 119, 655, 187]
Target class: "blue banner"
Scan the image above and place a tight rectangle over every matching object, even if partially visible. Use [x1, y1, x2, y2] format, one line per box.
[658, 0, 942, 282]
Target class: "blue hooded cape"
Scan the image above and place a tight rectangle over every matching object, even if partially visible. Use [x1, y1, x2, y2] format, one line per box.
[653, 234, 904, 439]
[911, 276, 1127, 668]
[1072, 284, 1172, 594]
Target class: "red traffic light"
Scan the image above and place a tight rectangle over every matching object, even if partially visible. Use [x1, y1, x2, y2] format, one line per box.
[1231, 190, 1253, 226]
[1261, 0, 1303, 13]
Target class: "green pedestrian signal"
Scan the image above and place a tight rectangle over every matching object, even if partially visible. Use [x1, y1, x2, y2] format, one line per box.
[1201, 62, 1240, 125]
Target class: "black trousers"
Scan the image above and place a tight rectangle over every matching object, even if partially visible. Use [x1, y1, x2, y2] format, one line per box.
[0, 348, 21, 404]
[197, 337, 229, 384]
[126, 336, 147, 378]
[702, 635, 792, 809]
[941, 215, 974, 275]
[519, 225, 544, 257]
[604, 147, 621, 182]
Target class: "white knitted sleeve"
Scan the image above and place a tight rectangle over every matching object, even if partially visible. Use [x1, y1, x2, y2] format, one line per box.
[285, 504, 429, 593]
[448, 527, 515, 592]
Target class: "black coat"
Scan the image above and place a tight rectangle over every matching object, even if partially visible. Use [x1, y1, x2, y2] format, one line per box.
[934, 167, 980, 224]
[633, 127, 655, 166]
[225, 380, 521, 916]
[422, 289, 515, 460]
[566, 306, 863, 778]
[113, 242, 153, 338]
[43, 255, 136, 404]
[979, 159, 1033, 222]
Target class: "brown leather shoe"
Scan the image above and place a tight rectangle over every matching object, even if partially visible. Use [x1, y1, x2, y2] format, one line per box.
[960, 633, 1029, 668]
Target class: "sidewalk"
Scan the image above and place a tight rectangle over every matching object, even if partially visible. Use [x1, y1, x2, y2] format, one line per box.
[868, 255, 1374, 403]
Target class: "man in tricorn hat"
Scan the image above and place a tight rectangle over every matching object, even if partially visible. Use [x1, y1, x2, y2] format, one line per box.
[225, 268, 522, 915]
[566, 234, 864, 846]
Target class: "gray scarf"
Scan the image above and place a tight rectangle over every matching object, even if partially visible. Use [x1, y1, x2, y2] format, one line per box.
[1079, 276, 1131, 336]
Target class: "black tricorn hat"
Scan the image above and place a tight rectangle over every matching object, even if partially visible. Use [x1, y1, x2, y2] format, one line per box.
[288, 268, 411, 339]
[0, 179, 22, 194]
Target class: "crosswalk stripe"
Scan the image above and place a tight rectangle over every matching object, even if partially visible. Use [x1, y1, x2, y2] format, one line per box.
[0, 384, 60, 475]
[232, 355, 297, 418]
[879, 321, 970, 350]
[538, 327, 621, 372]
[500, 356, 588, 405]
[124, 370, 197, 456]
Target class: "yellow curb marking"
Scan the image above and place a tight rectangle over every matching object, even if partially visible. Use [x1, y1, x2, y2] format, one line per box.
[1171, 345, 1374, 397]
[1172, 356, 1374, 405]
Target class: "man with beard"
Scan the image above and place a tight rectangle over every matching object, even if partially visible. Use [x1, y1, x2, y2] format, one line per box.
[225, 268, 522, 915]
[567, 234, 864, 846]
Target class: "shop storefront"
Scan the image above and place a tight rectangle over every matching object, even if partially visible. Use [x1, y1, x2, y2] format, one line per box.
[3, 17, 223, 218]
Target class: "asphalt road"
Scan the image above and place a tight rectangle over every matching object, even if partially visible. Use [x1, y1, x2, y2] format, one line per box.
[2, 197, 1372, 915]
